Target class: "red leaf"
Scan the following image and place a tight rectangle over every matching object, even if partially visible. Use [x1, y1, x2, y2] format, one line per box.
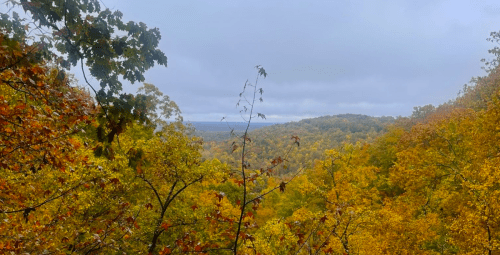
[161, 222, 172, 231]
[245, 211, 254, 219]
[159, 247, 172, 255]
[320, 215, 327, 223]
[234, 179, 244, 186]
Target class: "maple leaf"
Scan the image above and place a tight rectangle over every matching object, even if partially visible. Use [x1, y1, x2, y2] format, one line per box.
[159, 247, 171, 255]
[245, 211, 254, 219]
[234, 179, 244, 186]
[231, 143, 238, 153]
[279, 181, 286, 192]
[161, 222, 172, 231]
[319, 215, 327, 223]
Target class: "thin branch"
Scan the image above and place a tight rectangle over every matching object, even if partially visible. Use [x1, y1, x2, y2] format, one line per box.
[245, 167, 303, 206]
[0, 180, 90, 214]
[137, 175, 164, 209]
[294, 217, 324, 255]
[233, 73, 259, 254]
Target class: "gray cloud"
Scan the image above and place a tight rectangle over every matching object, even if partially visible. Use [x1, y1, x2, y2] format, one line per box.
[75, 0, 500, 122]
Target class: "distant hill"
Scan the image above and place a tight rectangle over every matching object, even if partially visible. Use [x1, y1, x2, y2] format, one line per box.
[193, 114, 394, 142]
[187, 121, 277, 132]
[265, 114, 394, 135]
[200, 114, 395, 174]
[192, 122, 278, 142]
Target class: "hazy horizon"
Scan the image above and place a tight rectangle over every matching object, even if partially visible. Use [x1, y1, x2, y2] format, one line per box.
[71, 0, 500, 122]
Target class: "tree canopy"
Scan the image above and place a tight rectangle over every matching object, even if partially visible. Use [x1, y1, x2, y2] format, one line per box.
[3, 1, 500, 254]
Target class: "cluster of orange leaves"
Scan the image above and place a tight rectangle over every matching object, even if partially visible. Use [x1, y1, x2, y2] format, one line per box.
[0, 33, 99, 253]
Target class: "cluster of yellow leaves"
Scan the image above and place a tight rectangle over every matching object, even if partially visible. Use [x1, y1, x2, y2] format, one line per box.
[223, 67, 500, 254]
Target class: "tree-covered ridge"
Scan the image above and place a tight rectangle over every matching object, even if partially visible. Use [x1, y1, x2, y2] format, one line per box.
[197, 114, 394, 142]
[201, 114, 394, 175]
[281, 113, 394, 132]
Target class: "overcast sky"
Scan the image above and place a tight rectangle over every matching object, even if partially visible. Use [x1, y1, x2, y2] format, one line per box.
[79, 0, 500, 122]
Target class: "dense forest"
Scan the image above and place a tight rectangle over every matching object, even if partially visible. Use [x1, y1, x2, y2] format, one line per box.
[3, 1, 500, 254]
[200, 114, 395, 174]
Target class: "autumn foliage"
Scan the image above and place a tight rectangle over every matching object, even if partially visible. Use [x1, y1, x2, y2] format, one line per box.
[0, 33, 100, 252]
[5, 3, 500, 253]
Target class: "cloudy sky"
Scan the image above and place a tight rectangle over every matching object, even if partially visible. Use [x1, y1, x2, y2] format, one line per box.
[80, 0, 500, 122]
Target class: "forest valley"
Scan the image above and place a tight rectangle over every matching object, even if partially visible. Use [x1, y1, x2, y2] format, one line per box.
[3, 0, 500, 254]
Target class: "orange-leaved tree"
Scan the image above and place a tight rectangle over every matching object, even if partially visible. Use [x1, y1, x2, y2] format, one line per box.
[0, 32, 103, 253]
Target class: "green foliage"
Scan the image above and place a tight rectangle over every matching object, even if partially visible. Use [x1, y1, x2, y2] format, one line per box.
[1, 0, 177, 146]
[2, 0, 167, 98]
